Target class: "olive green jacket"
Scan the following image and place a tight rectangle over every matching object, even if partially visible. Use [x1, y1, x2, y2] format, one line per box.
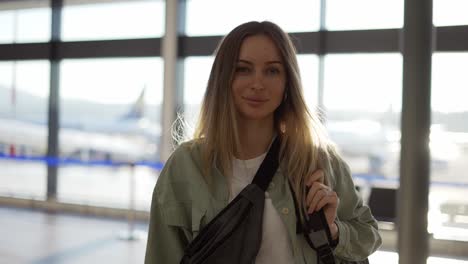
[145, 140, 382, 263]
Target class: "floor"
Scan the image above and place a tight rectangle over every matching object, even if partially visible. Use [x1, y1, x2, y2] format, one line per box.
[1, 207, 468, 264]
[0, 207, 147, 264]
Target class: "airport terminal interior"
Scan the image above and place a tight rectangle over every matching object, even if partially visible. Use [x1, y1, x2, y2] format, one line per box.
[1, 0, 468, 263]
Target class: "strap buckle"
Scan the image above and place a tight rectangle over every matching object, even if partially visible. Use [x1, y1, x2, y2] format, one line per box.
[316, 244, 335, 264]
[303, 228, 336, 264]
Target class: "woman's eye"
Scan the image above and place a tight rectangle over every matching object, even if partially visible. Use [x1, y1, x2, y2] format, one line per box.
[266, 67, 280, 75]
[235, 66, 250, 73]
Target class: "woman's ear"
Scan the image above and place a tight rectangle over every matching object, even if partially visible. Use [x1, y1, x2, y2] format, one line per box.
[280, 122, 286, 134]
[283, 90, 288, 103]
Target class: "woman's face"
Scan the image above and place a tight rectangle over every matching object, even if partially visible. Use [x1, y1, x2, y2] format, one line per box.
[231, 34, 286, 123]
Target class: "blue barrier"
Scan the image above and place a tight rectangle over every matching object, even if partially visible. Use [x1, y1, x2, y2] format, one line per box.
[1, 153, 468, 188]
[353, 173, 388, 182]
[354, 172, 468, 188]
[0, 153, 164, 171]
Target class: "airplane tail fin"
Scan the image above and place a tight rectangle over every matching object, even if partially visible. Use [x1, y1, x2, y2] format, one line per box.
[120, 86, 146, 120]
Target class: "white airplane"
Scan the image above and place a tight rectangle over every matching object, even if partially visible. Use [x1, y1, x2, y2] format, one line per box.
[0, 88, 160, 163]
[326, 119, 462, 177]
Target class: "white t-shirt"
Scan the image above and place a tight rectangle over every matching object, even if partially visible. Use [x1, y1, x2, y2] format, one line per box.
[231, 153, 294, 264]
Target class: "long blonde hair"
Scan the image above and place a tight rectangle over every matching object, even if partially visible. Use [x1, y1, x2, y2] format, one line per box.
[192, 21, 337, 210]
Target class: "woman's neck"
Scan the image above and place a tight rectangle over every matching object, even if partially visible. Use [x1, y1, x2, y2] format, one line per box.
[236, 118, 275, 160]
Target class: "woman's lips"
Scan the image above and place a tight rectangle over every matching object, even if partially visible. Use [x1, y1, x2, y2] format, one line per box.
[243, 96, 268, 106]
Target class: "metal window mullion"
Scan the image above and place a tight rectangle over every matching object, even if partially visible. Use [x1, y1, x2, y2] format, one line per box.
[1, 26, 468, 61]
[46, 0, 63, 201]
[398, 0, 433, 263]
[317, 0, 327, 122]
[160, 0, 186, 162]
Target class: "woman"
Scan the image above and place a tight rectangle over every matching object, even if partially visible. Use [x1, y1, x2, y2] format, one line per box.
[145, 21, 381, 264]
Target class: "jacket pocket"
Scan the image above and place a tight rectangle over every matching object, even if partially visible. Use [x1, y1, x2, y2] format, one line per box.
[161, 203, 207, 240]
[192, 206, 207, 238]
[162, 202, 191, 229]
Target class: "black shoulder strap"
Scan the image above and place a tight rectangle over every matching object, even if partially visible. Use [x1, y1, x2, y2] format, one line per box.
[288, 181, 336, 264]
[251, 136, 281, 191]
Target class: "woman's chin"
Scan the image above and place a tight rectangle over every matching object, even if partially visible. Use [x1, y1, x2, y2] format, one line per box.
[238, 112, 274, 122]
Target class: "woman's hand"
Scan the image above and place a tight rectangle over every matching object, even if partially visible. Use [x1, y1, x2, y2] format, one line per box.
[305, 169, 340, 240]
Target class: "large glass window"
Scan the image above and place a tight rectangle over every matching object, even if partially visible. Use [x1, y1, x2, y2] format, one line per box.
[0, 60, 50, 199]
[323, 54, 402, 177]
[58, 58, 163, 210]
[298, 55, 319, 111]
[185, 0, 320, 36]
[434, 0, 468, 26]
[323, 54, 403, 240]
[62, 0, 165, 41]
[429, 52, 468, 241]
[326, 0, 404, 30]
[0, 3, 51, 43]
[183, 56, 214, 131]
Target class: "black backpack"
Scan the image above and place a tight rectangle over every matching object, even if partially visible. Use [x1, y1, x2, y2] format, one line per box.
[180, 137, 280, 264]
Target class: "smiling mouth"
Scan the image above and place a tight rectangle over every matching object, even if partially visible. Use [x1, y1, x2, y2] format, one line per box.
[243, 97, 268, 103]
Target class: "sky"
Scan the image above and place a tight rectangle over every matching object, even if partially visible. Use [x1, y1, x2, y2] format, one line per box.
[0, 0, 467, 112]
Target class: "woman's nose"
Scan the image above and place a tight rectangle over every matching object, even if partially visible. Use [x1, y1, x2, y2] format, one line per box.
[250, 71, 265, 90]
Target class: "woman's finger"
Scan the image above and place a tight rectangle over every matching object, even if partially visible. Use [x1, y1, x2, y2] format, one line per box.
[307, 182, 330, 213]
[306, 181, 325, 207]
[306, 169, 324, 187]
[315, 191, 338, 212]
[308, 188, 328, 213]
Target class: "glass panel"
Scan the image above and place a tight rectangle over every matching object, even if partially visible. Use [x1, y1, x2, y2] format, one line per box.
[183, 56, 214, 132]
[323, 53, 402, 177]
[429, 52, 468, 241]
[0, 60, 50, 199]
[323, 53, 402, 234]
[62, 0, 165, 41]
[58, 58, 163, 210]
[183, 55, 319, 134]
[326, 0, 404, 30]
[0, 6, 51, 43]
[298, 55, 319, 112]
[186, 0, 320, 36]
[434, 0, 468, 26]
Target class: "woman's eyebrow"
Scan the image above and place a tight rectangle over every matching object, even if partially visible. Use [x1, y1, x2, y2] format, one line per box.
[237, 59, 283, 65]
[237, 59, 253, 65]
[266, 61, 283, 65]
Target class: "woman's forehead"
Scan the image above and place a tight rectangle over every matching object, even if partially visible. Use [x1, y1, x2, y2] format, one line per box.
[237, 34, 282, 62]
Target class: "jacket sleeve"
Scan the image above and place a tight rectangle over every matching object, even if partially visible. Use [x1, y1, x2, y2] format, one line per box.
[329, 153, 382, 261]
[145, 146, 193, 264]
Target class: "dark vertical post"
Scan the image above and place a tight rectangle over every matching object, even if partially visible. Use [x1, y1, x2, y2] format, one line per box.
[47, 0, 62, 201]
[398, 0, 433, 263]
